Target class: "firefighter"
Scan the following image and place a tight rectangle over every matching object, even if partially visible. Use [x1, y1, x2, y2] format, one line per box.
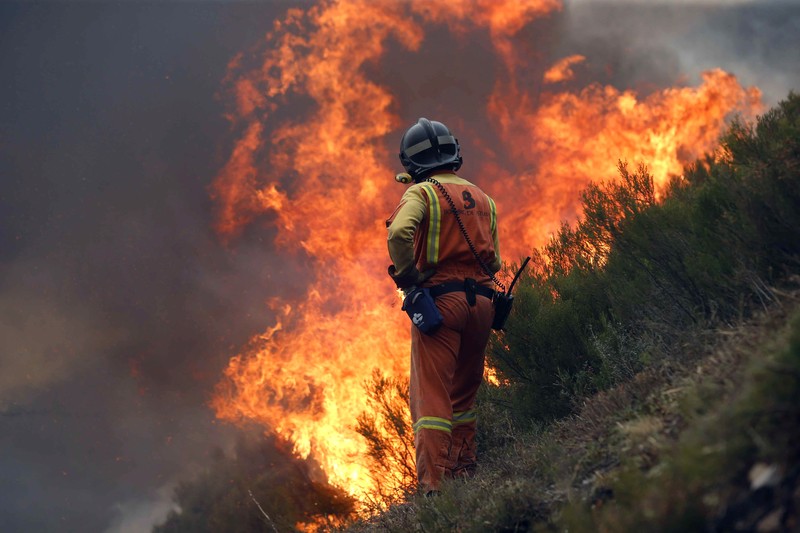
[386, 117, 502, 494]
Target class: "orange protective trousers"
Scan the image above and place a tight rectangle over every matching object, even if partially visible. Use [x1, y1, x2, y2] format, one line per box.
[409, 290, 494, 492]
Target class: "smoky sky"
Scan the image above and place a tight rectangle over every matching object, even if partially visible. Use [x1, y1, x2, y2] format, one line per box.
[558, 1, 800, 105]
[0, 2, 306, 531]
[1, 1, 799, 532]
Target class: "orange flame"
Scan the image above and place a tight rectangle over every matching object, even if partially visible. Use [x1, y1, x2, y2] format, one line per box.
[492, 68, 762, 252]
[544, 54, 586, 84]
[209, 0, 762, 510]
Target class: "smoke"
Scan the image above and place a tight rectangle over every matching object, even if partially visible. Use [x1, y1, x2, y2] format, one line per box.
[104, 482, 178, 533]
[560, 1, 800, 105]
[1, 0, 798, 531]
[0, 260, 119, 403]
[0, 1, 295, 531]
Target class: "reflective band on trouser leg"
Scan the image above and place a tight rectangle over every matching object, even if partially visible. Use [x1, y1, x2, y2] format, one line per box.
[452, 410, 477, 426]
[413, 416, 452, 434]
[413, 416, 453, 490]
[412, 416, 453, 493]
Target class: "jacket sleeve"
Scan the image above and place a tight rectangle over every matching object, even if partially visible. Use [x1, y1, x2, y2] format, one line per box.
[386, 185, 427, 279]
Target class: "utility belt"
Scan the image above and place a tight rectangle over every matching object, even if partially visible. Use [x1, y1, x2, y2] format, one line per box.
[402, 278, 494, 336]
[428, 278, 495, 306]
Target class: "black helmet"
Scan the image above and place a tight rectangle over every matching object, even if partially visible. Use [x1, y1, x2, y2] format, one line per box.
[399, 118, 462, 181]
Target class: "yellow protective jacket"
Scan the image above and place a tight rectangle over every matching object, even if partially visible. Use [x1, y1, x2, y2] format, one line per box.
[386, 172, 501, 287]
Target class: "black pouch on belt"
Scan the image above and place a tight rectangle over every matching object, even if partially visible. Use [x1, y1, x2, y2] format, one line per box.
[402, 287, 443, 335]
[491, 292, 514, 331]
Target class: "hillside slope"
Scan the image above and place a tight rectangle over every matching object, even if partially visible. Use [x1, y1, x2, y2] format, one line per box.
[348, 288, 800, 532]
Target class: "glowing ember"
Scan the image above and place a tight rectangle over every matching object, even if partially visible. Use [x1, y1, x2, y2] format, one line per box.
[209, 0, 761, 510]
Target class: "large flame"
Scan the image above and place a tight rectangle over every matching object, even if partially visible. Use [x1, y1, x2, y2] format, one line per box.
[209, 0, 761, 510]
